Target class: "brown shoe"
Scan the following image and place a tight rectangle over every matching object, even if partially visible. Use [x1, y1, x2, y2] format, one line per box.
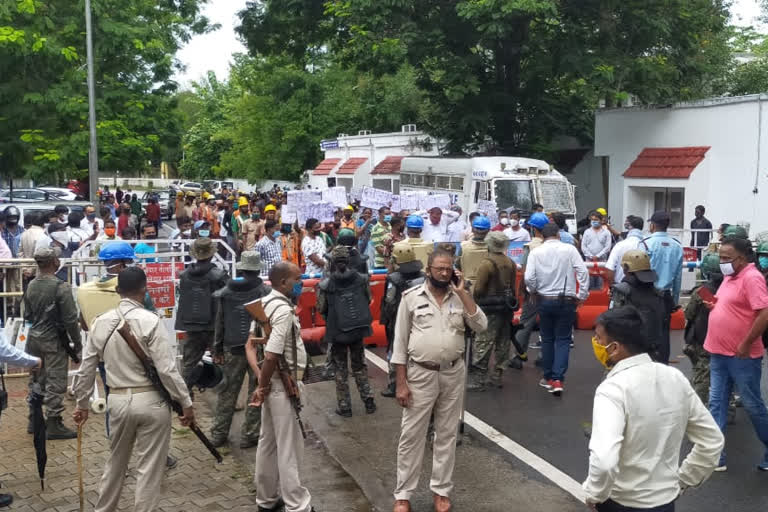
[393, 499, 411, 512]
[433, 494, 452, 512]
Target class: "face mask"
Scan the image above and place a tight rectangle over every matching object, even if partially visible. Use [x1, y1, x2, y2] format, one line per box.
[428, 275, 451, 289]
[500, 218, 509, 226]
[51, 231, 69, 245]
[104, 228, 116, 237]
[273, 231, 280, 239]
[720, 262, 735, 276]
[252, 214, 260, 221]
[591, 221, 601, 228]
[592, 336, 616, 369]
[384, 215, 392, 222]
[510, 219, 519, 227]
[182, 229, 191, 237]
[6, 218, 18, 226]
[198, 230, 210, 237]
[760, 256, 768, 270]
[59, 215, 67, 223]
[291, 282, 303, 298]
[624, 223, 632, 231]
[87, 213, 96, 220]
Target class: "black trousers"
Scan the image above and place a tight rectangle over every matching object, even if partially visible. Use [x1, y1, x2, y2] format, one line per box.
[597, 499, 674, 512]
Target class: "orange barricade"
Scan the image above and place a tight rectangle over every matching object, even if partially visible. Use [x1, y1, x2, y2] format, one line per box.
[364, 274, 389, 347]
[575, 263, 611, 330]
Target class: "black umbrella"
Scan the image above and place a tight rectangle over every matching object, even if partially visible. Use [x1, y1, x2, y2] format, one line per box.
[29, 377, 47, 491]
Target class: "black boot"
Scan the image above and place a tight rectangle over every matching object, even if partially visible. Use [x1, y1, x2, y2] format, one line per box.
[335, 407, 352, 418]
[380, 384, 396, 398]
[46, 417, 77, 440]
[0, 493, 12, 508]
[364, 398, 376, 414]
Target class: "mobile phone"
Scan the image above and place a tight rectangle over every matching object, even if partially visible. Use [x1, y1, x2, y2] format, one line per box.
[697, 286, 716, 304]
[450, 270, 459, 286]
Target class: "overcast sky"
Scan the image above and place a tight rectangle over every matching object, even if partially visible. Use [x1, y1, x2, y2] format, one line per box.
[173, 0, 765, 87]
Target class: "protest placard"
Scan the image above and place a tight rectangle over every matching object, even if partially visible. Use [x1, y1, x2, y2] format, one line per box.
[390, 195, 401, 212]
[506, 241, 526, 265]
[322, 186, 348, 208]
[350, 186, 363, 201]
[476, 199, 498, 225]
[360, 186, 392, 210]
[297, 201, 335, 224]
[281, 204, 297, 225]
[420, 193, 451, 212]
[287, 189, 322, 205]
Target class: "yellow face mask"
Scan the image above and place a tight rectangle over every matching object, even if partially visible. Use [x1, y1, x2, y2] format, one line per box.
[592, 336, 616, 369]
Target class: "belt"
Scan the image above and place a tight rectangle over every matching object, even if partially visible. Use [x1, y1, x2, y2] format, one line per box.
[538, 295, 578, 302]
[410, 358, 461, 372]
[110, 386, 156, 395]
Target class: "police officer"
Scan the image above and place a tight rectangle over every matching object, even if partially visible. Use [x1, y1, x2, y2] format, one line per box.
[380, 244, 426, 398]
[249, 262, 313, 512]
[393, 215, 434, 269]
[318, 246, 375, 417]
[391, 247, 487, 512]
[335, 228, 369, 274]
[470, 232, 517, 390]
[176, 237, 228, 385]
[459, 215, 491, 286]
[72, 267, 194, 512]
[210, 251, 271, 448]
[611, 250, 667, 363]
[24, 247, 82, 439]
[641, 211, 683, 364]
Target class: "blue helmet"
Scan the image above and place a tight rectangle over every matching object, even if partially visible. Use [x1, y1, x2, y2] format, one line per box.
[406, 215, 424, 229]
[98, 241, 135, 262]
[472, 215, 492, 231]
[527, 212, 550, 230]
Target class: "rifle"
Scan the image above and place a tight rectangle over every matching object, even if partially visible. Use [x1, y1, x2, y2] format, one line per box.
[246, 298, 307, 439]
[116, 314, 223, 463]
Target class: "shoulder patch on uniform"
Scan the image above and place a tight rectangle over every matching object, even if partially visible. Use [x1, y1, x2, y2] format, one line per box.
[416, 303, 429, 309]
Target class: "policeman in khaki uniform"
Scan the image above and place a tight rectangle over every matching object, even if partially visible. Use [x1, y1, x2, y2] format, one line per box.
[458, 215, 491, 285]
[73, 267, 194, 512]
[394, 215, 434, 268]
[249, 262, 314, 512]
[391, 247, 487, 512]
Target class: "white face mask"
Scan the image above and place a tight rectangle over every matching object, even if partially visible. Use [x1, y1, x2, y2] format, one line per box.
[182, 229, 192, 237]
[500, 218, 509, 226]
[720, 262, 735, 276]
[50, 231, 70, 245]
[510, 219, 519, 227]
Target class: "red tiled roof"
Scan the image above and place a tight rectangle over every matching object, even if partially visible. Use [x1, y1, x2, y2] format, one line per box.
[623, 147, 710, 179]
[336, 157, 368, 175]
[312, 158, 341, 176]
[371, 156, 405, 175]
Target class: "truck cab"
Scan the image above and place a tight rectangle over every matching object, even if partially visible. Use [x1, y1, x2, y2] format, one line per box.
[399, 156, 577, 231]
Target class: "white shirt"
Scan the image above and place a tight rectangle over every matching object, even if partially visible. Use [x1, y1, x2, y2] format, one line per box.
[446, 219, 466, 243]
[419, 211, 459, 243]
[583, 354, 724, 508]
[582, 226, 612, 260]
[301, 235, 326, 276]
[80, 217, 104, 237]
[604, 230, 644, 284]
[503, 226, 531, 242]
[524, 239, 589, 300]
[217, 210, 227, 237]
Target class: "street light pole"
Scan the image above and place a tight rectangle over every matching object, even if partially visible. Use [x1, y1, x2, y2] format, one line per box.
[85, 0, 99, 202]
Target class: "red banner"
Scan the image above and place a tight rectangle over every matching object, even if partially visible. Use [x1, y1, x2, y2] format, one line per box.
[145, 262, 184, 309]
[683, 247, 699, 263]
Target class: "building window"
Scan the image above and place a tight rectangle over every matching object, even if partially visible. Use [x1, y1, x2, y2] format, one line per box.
[400, 173, 412, 185]
[653, 188, 685, 229]
[372, 179, 392, 192]
[436, 176, 450, 190]
[451, 176, 464, 191]
[425, 175, 436, 187]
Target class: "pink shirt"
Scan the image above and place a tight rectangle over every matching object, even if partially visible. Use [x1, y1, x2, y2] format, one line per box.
[704, 263, 768, 358]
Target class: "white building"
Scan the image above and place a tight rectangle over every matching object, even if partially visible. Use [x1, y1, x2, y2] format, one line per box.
[592, 94, 768, 237]
[306, 125, 441, 192]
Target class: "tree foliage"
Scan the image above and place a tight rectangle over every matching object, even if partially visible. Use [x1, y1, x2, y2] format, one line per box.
[0, 0, 213, 183]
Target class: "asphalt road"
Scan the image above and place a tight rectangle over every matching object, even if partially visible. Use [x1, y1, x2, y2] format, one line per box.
[452, 329, 768, 512]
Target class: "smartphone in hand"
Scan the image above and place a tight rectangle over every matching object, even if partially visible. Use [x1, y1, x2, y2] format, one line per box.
[697, 286, 716, 305]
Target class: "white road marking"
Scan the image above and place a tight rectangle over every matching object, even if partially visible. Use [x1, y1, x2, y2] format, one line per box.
[365, 349, 587, 504]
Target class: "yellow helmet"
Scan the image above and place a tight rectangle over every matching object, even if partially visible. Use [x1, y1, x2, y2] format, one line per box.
[203, 191, 211, 200]
[238, 197, 249, 207]
[176, 190, 183, 197]
[596, 207, 607, 216]
[264, 204, 277, 213]
[185, 191, 196, 198]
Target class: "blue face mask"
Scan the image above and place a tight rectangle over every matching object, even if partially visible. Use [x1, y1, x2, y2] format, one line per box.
[292, 282, 303, 298]
[273, 231, 280, 239]
[384, 215, 392, 222]
[198, 230, 210, 237]
[591, 220, 601, 228]
[760, 256, 768, 270]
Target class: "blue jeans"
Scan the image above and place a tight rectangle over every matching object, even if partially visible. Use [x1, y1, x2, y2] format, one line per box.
[709, 354, 768, 465]
[538, 299, 576, 382]
[597, 499, 674, 512]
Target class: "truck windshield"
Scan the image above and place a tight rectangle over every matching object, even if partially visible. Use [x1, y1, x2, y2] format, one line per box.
[493, 179, 533, 211]
[539, 179, 574, 214]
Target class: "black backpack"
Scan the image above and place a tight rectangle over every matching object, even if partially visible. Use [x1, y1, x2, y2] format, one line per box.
[177, 265, 224, 326]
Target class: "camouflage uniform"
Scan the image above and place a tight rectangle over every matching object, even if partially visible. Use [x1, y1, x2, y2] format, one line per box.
[684, 287, 712, 404]
[210, 349, 261, 443]
[330, 342, 374, 410]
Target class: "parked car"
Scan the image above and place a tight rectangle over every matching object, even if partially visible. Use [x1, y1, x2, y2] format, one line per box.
[141, 190, 174, 220]
[0, 188, 54, 203]
[38, 186, 84, 201]
[180, 182, 203, 193]
[169, 180, 183, 193]
[0, 201, 90, 221]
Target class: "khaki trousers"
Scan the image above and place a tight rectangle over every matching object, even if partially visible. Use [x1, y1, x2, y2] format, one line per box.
[394, 359, 465, 501]
[254, 379, 312, 512]
[95, 390, 171, 512]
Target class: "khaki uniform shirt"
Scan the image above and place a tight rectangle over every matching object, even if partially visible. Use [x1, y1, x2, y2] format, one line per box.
[397, 238, 434, 269]
[474, 252, 517, 299]
[459, 240, 488, 283]
[73, 298, 192, 410]
[391, 283, 487, 366]
[260, 290, 307, 380]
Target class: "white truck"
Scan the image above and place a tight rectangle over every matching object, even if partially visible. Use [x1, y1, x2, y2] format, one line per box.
[399, 156, 578, 231]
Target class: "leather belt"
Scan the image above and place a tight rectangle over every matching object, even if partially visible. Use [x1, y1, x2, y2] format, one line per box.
[110, 386, 156, 395]
[538, 295, 578, 303]
[411, 358, 461, 372]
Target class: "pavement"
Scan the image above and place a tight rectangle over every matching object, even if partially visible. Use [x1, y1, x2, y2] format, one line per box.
[0, 374, 371, 511]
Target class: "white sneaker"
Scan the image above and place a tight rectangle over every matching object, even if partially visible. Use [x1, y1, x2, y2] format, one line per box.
[714, 464, 727, 472]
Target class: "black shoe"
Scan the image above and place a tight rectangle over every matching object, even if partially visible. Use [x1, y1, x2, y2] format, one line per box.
[258, 497, 285, 511]
[46, 417, 77, 440]
[0, 493, 12, 508]
[166, 455, 178, 469]
[380, 387, 396, 398]
[211, 437, 228, 448]
[365, 398, 376, 414]
[240, 438, 258, 449]
[335, 408, 352, 418]
[508, 357, 523, 370]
